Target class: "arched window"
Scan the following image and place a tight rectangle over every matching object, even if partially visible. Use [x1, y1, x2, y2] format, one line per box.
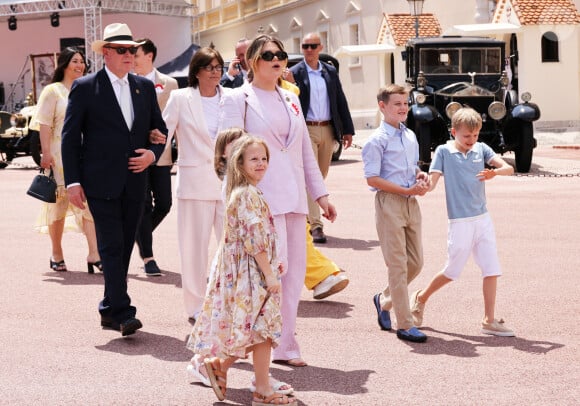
[541, 31, 559, 62]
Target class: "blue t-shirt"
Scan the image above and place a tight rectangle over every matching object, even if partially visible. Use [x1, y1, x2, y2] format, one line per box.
[430, 141, 495, 220]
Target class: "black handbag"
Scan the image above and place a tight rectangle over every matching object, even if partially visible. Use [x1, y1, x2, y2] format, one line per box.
[27, 168, 57, 203]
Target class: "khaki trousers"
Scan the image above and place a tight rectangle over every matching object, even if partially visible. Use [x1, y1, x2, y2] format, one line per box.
[306, 124, 335, 230]
[375, 191, 423, 330]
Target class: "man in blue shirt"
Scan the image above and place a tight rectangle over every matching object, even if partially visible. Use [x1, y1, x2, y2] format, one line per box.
[362, 84, 429, 343]
[290, 32, 354, 244]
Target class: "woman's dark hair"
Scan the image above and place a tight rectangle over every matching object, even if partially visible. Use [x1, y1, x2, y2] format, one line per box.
[187, 46, 224, 88]
[51, 47, 87, 83]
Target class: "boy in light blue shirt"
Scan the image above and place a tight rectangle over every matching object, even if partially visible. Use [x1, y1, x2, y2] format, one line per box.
[362, 84, 430, 343]
[410, 107, 515, 336]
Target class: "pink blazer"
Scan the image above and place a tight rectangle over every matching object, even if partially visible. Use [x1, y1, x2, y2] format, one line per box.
[163, 86, 226, 200]
[218, 83, 327, 215]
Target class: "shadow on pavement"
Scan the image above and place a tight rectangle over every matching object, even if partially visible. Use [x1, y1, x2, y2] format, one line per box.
[330, 158, 359, 167]
[232, 361, 373, 397]
[43, 270, 104, 286]
[95, 330, 191, 362]
[323, 236, 379, 251]
[297, 300, 353, 319]
[401, 327, 564, 357]
[130, 268, 182, 287]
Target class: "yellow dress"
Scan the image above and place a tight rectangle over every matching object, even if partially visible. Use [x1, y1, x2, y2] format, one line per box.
[32, 82, 93, 233]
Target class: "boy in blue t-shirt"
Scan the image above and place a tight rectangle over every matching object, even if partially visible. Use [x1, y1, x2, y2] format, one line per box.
[410, 107, 515, 337]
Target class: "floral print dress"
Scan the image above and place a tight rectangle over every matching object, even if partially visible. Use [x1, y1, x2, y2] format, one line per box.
[188, 184, 282, 359]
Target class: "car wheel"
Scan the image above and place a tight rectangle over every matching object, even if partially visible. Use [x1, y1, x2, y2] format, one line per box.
[416, 123, 432, 172]
[331, 140, 342, 162]
[514, 122, 534, 173]
[29, 130, 42, 166]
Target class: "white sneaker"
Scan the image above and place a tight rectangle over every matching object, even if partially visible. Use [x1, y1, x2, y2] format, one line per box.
[313, 273, 349, 300]
[186, 358, 211, 387]
[410, 290, 425, 327]
[481, 319, 515, 337]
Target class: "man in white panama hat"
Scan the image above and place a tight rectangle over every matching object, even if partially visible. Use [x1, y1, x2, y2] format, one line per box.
[62, 23, 168, 337]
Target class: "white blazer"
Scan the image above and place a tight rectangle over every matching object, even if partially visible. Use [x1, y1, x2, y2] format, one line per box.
[218, 83, 327, 215]
[163, 86, 226, 200]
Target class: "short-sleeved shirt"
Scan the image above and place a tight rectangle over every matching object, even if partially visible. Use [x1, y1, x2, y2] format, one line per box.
[362, 121, 419, 192]
[430, 141, 496, 220]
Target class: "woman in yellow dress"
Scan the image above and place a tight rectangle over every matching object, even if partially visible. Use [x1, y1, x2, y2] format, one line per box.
[33, 48, 101, 273]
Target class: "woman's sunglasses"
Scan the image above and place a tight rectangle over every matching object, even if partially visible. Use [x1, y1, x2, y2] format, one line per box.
[260, 51, 288, 61]
[104, 46, 138, 55]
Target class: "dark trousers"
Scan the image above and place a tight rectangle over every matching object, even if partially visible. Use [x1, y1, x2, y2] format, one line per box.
[88, 190, 144, 323]
[135, 165, 172, 259]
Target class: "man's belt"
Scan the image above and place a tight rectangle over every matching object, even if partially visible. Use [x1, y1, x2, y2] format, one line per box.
[305, 120, 332, 127]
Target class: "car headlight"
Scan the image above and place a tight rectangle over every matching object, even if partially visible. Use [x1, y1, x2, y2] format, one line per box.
[488, 101, 507, 120]
[445, 102, 462, 119]
[415, 94, 426, 104]
[417, 71, 427, 88]
[521, 92, 532, 102]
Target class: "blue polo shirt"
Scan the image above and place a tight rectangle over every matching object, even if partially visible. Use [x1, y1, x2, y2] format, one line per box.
[362, 121, 419, 192]
[430, 141, 496, 220]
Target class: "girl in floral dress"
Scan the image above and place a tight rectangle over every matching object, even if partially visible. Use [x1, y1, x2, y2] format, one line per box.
[188, 136, 297, 405]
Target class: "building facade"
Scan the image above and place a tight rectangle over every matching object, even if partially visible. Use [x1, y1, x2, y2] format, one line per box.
[194, 0, 580, 130]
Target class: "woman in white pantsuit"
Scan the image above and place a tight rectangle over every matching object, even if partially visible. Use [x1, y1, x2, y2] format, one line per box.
[162, 47, 228, 321]
[218, 35, 337, 366]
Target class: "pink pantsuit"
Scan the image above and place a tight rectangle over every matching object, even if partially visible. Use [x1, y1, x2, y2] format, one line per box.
[218, 83, 327, 360]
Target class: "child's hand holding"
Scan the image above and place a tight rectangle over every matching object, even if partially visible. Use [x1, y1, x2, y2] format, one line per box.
[477, 168, 496, 181]
[264, 273, 281, 294]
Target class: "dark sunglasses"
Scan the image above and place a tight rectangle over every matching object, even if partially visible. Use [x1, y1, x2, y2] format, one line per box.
[104, 46, 138, 55]
[301, 43, 320, 50]
[260, 51, 288, 61]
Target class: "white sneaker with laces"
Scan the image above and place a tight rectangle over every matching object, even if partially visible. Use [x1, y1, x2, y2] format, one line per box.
[313, 273, 349, 300]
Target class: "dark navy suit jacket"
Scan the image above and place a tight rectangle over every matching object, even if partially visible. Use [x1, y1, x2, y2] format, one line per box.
[220, 72, 244, 89]
[290, 60, 355, 142]
[62, 69, 167, 200]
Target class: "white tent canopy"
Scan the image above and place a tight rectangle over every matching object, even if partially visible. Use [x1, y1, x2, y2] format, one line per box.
[333, 44, 396, 58]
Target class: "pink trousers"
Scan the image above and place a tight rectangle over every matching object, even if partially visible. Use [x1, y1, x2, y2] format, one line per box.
[271, 212, 307, 361]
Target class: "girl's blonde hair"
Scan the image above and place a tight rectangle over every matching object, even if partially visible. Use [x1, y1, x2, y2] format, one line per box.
[225, 135, 270, 200]
[214, 127, 248, 180]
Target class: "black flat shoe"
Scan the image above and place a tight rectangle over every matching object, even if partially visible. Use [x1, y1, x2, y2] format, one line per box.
[87, 261, 103, 274]
[144, 260, 162, 276]
[50, 258, 67, 272]
[101, 316, 142, 336]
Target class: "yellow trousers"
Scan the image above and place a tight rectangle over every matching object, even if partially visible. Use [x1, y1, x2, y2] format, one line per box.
[304, 223, 340, 289]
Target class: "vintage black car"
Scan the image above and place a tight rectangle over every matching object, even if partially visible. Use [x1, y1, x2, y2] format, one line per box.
[404, 36, 540, 172]
[0, 107, 41, 169]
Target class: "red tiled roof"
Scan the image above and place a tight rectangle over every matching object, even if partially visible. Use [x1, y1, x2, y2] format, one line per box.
[378, 13, 442, 46]
[494, 0, 580, 24]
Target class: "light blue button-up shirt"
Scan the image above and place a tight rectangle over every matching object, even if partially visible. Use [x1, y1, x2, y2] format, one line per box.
[362, 121, 419, 192]
[305, 62, 331, 121]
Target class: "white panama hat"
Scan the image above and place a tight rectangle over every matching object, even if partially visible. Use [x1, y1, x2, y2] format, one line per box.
[91, 23, 145, 54]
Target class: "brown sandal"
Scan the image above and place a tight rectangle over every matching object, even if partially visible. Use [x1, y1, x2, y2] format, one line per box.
[204, 358, 227, 401]
[252, 392, 297, 406]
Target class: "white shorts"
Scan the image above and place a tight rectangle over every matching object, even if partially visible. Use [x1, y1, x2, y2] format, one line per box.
[442, 213, 502, 281]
